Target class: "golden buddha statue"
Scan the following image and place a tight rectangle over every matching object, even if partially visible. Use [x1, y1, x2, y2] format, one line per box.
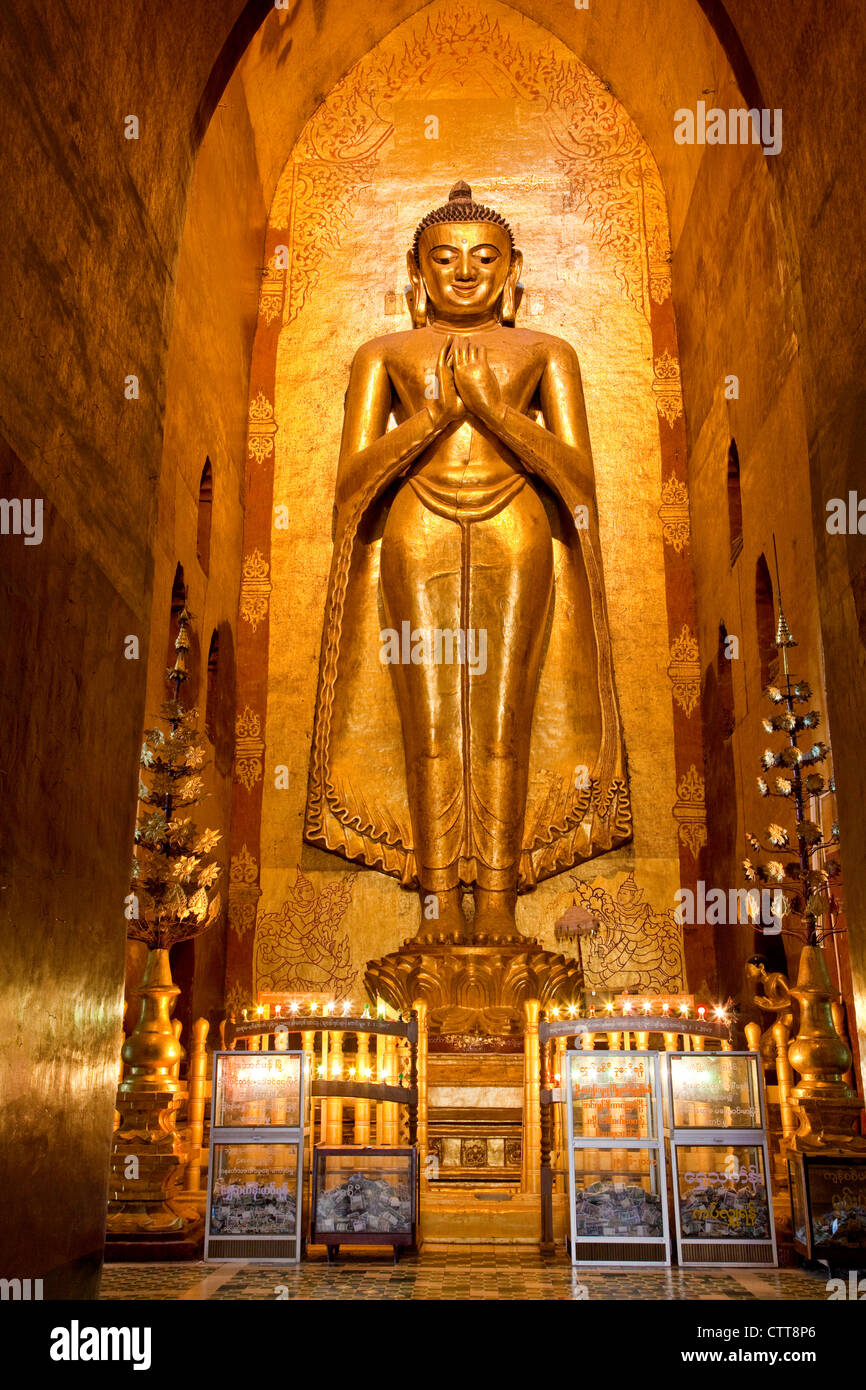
[305, 182, 631, 944]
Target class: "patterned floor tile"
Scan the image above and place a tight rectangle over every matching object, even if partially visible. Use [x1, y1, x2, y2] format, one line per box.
[98, 1252, 831, 1302]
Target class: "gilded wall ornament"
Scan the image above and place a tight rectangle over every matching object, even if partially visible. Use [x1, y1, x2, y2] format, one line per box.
[271, 160, 379, 324]
[254, 869, 357, 997]
[269, 0, 672, 326]
[673, 764, 708, 861]
[658, 474, 691, 552]
[647, 223, 672, 304]
[225, 979, 254, 1020]
[233, 706, 264, 791]
[239, 549, 272, 632]
[258, 264, 286, 327]
[652, 350, 684, 427]
[649, 264, 673, 305]
[668, 625, 701, 718]
[569, 872, 686, 993]
[247, 392, 278, 466]
[228, 844, 261, 940]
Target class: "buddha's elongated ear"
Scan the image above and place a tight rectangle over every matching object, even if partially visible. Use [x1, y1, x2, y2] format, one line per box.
[406, 250, 428, 329]
[500, 248, 523, 325]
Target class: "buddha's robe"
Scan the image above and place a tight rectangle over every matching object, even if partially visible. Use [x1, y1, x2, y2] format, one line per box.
[305, 326, 631, 891]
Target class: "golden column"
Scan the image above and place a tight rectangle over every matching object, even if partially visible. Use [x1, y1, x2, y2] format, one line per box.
[272, 1021, 289, 1130]
[523, 1000, 541, 1196]
[326, 1029, 344, 1145]
[319, 1026, 329, 1146]
[184, 1018, 209, 1193]
[380, 1034, 399, 1146]
[772, 1018, 798, 1145]
[415, 1002, 429, 1178]
[554, 1035, 570, 1165]
[302, 1025, 316, 1206]
[354, 1032, 371, 1145]
[744, 1022, 762, 1052]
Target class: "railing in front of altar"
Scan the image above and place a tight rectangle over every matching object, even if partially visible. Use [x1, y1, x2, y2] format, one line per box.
[536, 1013, 734, 1251]
[223, 1010, 421, 1152]
[114, 999, 751, 1241]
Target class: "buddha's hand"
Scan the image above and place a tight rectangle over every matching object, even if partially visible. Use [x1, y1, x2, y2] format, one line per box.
[426, 336, 467, 430]
[451, 340, 503, 425]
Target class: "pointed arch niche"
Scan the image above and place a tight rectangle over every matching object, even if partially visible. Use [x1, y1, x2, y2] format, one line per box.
[227, 0, 707, 1009]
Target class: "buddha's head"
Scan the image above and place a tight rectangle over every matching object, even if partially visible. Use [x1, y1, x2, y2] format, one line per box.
[408, 181, 523, 328]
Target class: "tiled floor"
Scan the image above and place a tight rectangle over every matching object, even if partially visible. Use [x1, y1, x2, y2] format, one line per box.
[100, 1250, 830, 1301]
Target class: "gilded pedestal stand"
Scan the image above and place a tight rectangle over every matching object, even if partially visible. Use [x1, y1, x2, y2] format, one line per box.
[366, 929, 581, 1243]
[786, 946, 864, 1153]
[366, 934, 582, 1035]
[107, 948, 201, 1241]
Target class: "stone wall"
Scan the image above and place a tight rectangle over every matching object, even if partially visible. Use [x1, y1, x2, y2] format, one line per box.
[0, 0, 266, 1299]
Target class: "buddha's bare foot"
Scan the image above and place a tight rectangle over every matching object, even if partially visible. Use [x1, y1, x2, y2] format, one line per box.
[405, 887, 468, 945]
[472, 888, 524, 943]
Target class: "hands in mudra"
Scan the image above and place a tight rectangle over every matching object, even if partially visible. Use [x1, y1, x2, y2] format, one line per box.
[425, 336, 503, 430]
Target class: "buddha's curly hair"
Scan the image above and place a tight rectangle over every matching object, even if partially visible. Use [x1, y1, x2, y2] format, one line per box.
[412, 180, 513, 264]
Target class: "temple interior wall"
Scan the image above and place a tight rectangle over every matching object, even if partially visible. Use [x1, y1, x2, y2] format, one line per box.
[0, 0, 258, 1298]
[126, 80, 266, 1046]
[673, 114, 827, 1004]
[233, 0, 691, 1017]
[1, 0, 864, 1295]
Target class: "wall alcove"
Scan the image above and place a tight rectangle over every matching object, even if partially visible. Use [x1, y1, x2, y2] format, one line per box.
[223, 0, 709, 1016]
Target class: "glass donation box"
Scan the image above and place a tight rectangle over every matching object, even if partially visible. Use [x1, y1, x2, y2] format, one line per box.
[666, 1052, 776, 1268]
[787, 1154, 866, 1266]
[205, 1050, 311, 1262]
[310, 1147, 419, 1262]
[564, 1051, 671, 1266]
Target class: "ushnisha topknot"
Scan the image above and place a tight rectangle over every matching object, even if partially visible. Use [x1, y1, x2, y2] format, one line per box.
[412, 180, 514, 265]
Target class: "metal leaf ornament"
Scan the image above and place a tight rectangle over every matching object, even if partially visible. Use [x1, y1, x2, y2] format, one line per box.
[743, 589, 844, 947]
[127, 608, 223, 951]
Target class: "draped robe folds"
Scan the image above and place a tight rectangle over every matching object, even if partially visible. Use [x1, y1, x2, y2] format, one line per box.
[304, 389, 632, 892]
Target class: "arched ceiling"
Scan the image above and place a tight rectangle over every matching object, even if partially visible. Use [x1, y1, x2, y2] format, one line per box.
[230, 0, 743, 249]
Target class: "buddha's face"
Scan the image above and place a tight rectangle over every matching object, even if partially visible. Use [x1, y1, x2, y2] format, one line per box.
[415, 222, 517, 321]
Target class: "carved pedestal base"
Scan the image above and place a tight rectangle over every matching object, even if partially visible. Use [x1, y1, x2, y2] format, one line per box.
[785, 945, 866, 1153]
[365, 940, 582, 1032]
[107, 1088, 195, 1236]
[786, 1094, 866, 1154]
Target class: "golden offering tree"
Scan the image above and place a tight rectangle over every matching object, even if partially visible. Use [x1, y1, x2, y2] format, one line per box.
[108, 609, 223, 1235]
[744, 570, 862, 1150]
[129, 607, 222, 956]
